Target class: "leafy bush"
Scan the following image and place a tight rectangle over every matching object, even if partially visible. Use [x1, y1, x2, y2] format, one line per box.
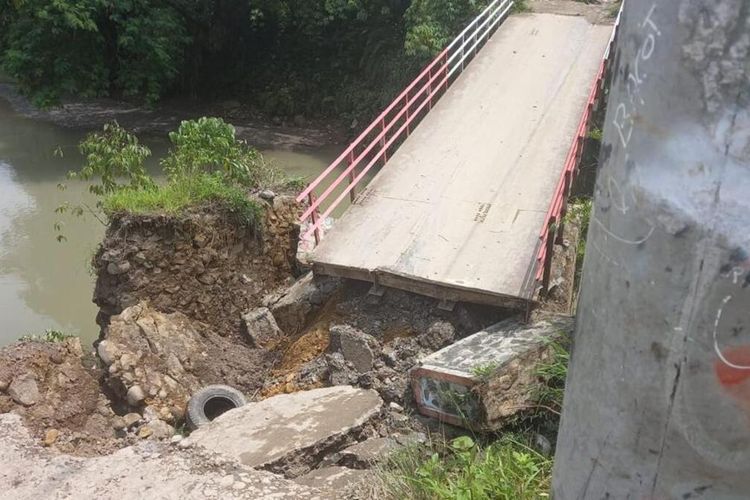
[376, 435, 551, 499]
[162, 117, 280, 187]
[72, 121, 155, 197]
[61, 119, 280, 231]
[404, 0, 493, 58]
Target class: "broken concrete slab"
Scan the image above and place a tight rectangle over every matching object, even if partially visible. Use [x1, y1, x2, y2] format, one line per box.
[328, 325, 377, 374]
[338, 437, 396, 468]
[266, 273, 340, 334]
[411, 315, 573, 429]
[0, 413, 322, 499]
[293, 466, 369, 494]
[241, 307, 282, 348]
[185, 386, 383, 476]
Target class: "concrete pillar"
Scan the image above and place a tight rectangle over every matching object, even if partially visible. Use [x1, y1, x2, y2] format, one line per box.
[552, 1, 750, 498]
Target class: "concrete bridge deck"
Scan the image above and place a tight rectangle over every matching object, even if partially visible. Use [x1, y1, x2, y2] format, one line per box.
[309, 13, 613, 308]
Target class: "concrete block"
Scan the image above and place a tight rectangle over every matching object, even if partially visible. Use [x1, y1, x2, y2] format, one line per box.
[241, 307, 282, 347]
[185, 386, 382, 475]
[410, 315, 573, 429]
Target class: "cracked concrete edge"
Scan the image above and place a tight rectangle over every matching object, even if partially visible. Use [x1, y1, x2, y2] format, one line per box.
[0, 413, 325, 499]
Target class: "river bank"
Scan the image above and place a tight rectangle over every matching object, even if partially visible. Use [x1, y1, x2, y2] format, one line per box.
[0, 82, 346, 151]
[0, 90, 342, 346]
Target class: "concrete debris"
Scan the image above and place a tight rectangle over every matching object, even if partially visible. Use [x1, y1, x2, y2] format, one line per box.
[185, 386, 383, 477]
[417, 321, 456, 351]
[241, 307, 282, 348]
[0, 413, 322, 499]
[293, 466, 369, 494]
[411, 315, 573, 429]
[266, 273, 340, 334]
[338, 437, 396, 468]
[328, 325, 378, 374]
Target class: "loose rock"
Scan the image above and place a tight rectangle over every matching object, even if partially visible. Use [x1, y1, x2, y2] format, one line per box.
[106, 261, 131, 275]
[123, 413, 142, 429]
[126, 385, 145, 406]
[43, 429, 60, 447]
[8, 374, 40, 407]
[417, 321, 456, 351]
[111, 416, 127, 431]
[147, 419, 175, 440]
[241, 307, 282, 348]
[328, 325, 377, 373]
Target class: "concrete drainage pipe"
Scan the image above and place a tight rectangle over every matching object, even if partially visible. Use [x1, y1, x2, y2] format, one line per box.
[186, 385, 247, 429]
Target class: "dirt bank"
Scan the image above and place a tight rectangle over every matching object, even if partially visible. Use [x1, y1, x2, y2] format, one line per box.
[0, 337, 119, 455]
[0, 83, 343, 150]
[93, 193, 302, 338]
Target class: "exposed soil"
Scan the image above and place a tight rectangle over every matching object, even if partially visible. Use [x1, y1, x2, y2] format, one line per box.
[0, 338, 121, 456]
[93, 194, 302, 339]
[0, 83, 344, 150]
[260, 279, 516, 407]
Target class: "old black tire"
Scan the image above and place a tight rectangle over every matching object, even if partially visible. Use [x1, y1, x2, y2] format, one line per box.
[186, 385, 247, 430]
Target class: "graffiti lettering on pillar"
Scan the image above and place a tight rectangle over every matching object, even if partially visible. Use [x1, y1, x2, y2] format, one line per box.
[593, 4, 660, 254]
[612, 4, 661, 150]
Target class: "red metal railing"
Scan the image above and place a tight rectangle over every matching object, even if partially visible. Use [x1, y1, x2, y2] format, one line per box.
[297, 0, 515, 244]
[533, 6, 623, 290]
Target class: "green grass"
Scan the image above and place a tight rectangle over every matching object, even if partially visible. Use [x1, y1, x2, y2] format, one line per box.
[533, 336, 571, 414]
[373, 334, 572, 499]
[21, 329, 76, 343]
[564, 198, 593, 286]
[374, 435, 551, 499]
[471, 362, 500, 381]
[103, 173, 264, 227]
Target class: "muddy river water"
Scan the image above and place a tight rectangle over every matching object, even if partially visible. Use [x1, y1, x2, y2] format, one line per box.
[0, 97, 341, 346]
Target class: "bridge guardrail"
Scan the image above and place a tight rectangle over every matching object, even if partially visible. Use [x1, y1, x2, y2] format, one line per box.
[533, 4, 623, 293]
[296, 0, 515, 244]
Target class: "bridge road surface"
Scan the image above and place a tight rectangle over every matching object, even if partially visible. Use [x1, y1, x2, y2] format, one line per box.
[310, 13, 613, 308]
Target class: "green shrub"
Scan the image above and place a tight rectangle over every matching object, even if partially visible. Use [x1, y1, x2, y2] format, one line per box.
[162, 117, 281, 188]
[376, 435, 551, 499]
[72, 121, 155, 197]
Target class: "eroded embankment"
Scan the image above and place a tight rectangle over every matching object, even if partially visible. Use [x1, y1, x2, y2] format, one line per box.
[93, 194, 301, 337]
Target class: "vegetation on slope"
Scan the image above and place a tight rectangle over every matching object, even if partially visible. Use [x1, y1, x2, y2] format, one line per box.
[376, 335, 570, 499]
[57, 117, 280, 238]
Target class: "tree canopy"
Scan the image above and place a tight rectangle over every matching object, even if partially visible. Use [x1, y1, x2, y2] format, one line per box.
[0, 0, 492, 121]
